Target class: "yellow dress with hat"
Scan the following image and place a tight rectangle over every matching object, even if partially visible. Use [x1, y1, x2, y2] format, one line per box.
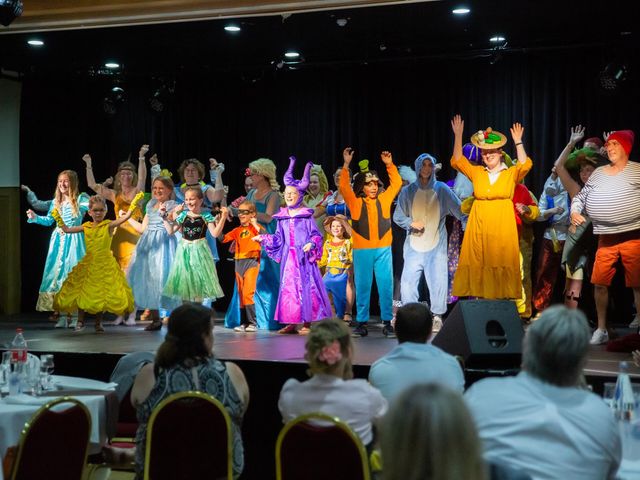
[451, 128, 533, 299]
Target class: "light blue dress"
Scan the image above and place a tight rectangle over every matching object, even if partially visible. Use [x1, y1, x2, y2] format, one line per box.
[126, 199, 180, 310]
[224, 189, 281, 330]
[27, 193, 90, 311]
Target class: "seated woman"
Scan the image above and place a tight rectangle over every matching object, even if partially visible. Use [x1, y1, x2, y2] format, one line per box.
[380, 383, 530, 480]
[130, 304, 249, 479]
[278, 318, 387, 448]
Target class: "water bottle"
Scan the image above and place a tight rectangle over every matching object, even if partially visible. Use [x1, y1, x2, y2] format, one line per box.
[614, 361, 635, 421]
[10, 328, 28, 364]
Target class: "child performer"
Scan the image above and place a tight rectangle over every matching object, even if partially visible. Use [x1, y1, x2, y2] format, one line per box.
[221, 201, 263, 333]
[318, 215, 353, 320]
[162, 187, 227, 304]
[126, 176, 180, 331]
[25, 170, 90, 328]
[53, 194, 142, 333]
[254, 157, 332, 335]
[339, 148, 402, 338]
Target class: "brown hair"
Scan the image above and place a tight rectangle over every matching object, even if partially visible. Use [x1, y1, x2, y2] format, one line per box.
[178, 159, 205, 183]
[114, 161, 138, 192]
[305, 318, 353, 379]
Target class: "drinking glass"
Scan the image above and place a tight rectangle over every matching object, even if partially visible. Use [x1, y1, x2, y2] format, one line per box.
[40, 354, 54, 390]
[0, 351, 11, 390]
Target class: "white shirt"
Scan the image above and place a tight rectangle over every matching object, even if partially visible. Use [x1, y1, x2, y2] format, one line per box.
[278, 374, 388, 446]
[536, 174, 570, 241]
[486, 163, 509, 185]
[465, 372, 621, 480]
[369, 342, 465, 402]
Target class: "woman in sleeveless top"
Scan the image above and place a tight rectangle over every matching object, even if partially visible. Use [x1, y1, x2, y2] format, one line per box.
[131, 304, 249, 479]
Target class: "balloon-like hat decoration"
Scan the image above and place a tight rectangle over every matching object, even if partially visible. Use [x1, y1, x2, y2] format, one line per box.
[283, 156, 313, 208]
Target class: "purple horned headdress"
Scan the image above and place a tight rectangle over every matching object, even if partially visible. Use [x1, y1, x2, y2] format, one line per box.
[283, 156, 313, 208]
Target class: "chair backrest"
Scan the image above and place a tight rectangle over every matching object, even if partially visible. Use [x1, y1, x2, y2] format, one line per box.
[275, 413, 371, 480]
[144, 391, 233, 480]
[10, 397, 91, 480]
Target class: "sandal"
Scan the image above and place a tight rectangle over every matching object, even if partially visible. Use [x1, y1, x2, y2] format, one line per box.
[343, 313, 353, 323]
[49, 312, 61, 322]
[277, 324, 297, 334]
[74, 321, 85, 332]
[95, 322, 105, 334]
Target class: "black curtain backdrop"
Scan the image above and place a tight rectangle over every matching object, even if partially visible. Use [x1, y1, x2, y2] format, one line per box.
[19, 46, 640, 312]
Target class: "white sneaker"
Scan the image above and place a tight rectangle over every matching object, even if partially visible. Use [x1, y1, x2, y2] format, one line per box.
[629, 315, 640, 329]
[54, 317, 67, 328]
[234, 325, 246, 333]
[432, 315, 443, 333]
[590, 329, 609, 345]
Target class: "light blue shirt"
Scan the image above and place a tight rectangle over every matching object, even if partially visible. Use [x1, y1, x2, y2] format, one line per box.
[536, 174, 570, 241]
[465, 371, 621, 480]
[368, 342, 465, 402]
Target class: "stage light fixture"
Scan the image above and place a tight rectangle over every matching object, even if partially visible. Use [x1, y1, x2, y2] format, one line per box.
[0, 0, 23, 27]
[27, 39, 44, 47]
[452, 7, 470, 15]
[599, 61, 628, 92]
[105, 62, 120, 69]
[224, 24, 241, 32]
[490, 36, 506, 43]
[284, 51, 300, 58]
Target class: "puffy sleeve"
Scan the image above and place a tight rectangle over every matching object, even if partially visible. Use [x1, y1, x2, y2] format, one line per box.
[78, 193, 90, 216]
[175, 211, 188, 224]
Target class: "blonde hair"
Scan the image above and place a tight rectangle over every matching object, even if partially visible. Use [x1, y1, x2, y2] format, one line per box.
[88, 194, 107, 210]
[114, 161, 138, 193]
[381, 384, 487, 480]
[178, 159, 206, 183]
[304, 318, 353, 379]
[304, 164, 329, 204]
[238, 200, 257, 214]
[248, 158, 280, 191]
[53, 170, 81, 217]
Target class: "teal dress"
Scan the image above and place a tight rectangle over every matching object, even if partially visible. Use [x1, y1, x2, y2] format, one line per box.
[224, 189, 281, 330]
[27, 193, 90, 311]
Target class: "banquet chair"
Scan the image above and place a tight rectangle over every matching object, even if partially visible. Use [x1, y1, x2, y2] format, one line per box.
[9, 397, 91, 480]
[275, 412, 371, 480]
[144, 391, 233, 480]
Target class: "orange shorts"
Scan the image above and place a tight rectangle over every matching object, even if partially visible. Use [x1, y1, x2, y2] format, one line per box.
[591, 229, 640, 287]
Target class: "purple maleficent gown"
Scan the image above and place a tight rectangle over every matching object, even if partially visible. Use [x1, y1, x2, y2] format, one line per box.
[262, 207, 332, 324]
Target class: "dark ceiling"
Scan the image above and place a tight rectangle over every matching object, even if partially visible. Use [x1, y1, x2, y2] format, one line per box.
[0, 0, 638, 80]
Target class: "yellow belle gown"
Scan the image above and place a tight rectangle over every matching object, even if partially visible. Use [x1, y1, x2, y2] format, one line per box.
[111, 192, 144, 270]
[54, 220, 134, 315]
[450, 155, 533, 299]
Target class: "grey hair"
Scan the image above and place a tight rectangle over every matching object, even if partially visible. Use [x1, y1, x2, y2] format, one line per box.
[380, 383, 487, 480]
[522, 305, 590, 386]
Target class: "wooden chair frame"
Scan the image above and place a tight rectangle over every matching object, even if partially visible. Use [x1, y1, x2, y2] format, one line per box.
[144, 390, 233, 480]
[275, 412, 371, 480]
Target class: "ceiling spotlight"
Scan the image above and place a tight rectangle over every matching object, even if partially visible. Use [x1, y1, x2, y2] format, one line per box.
[599, 61, 628, 92]
[111, 86, 124, 93]
[104, 62, 120, 69]
[379, 44, 387, 52]
[224, 24, 241, 32]
[336, 18, 348, 27]
[490, 36, 506, 43]
[284, 51, 300, 59]
[27, 39, 44, 47]
[452, 7, 471, 15]
[0, 0, 23, 27]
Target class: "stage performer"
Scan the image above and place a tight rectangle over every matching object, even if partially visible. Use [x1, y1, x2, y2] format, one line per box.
[318, 215, 353, 320]
[340, 148, 402, 338]
[449, 114, 533, 299]
[393, 153, 462, 333]
[221, 200, 263, 333]
[162, 188, 227, 305]
[571, 129, 640, 345]
[512, 183, 539, 321]
[225, 158, 281, 330]
[304, 164, 332, 232]
[254, 157, 332, 335]
[25, 171, 90, 328]
[83, 147, 147, 325]
[126, 176, 180, 331]
[53, 193, 141, 333]
[531, 167, 570, 318]
[554, 126, 604, 314]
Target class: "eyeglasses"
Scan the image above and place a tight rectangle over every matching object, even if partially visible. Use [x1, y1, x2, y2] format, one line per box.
[237, 209, 253, 215]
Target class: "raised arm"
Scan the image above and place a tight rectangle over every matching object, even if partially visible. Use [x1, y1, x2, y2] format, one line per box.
[207, 207, 229, 238]
[338, 147, 357, 207]
[554, 125, 585, 199]
[207, 158, 225, 204]
[109, 192, 144, 231]
[21, 186, 52, 212]
[135, 145, 149, 192]
[509, 123, 528, 165]
[450, 115, 475, 179]
[83, 154, 116, 203]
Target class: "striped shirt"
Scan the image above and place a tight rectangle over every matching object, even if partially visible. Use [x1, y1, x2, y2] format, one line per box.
[571, 161, 640, 234]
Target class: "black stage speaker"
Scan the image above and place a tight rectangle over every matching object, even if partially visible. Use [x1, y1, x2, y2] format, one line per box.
[432, 300, 524, 369]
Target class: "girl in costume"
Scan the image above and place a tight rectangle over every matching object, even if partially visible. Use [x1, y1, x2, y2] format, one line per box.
[25, 170, 90, 328]
[53, 194, 142, 333]
[318, 215, 353, 320]
[162, 187, 227, 304]
[449, 115, 533, 300]
[254, 156, 332, 335]
[303, 164, 332, 232]
[225, 158, 281, 330]
[126, 176, 181, 331]
[83, 146, 148, 325]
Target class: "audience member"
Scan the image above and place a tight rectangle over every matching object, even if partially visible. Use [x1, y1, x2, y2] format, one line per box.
[369, 303, 464, 401]
[278, 318, 387, 447]
[465, 305, 621, 479]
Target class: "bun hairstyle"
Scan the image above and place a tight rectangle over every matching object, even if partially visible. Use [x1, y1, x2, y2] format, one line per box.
[305, 318, 353, 379]
[154, 304, 214, 374]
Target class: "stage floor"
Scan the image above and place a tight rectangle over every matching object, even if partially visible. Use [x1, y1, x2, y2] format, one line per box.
[1, 311, 639, 379]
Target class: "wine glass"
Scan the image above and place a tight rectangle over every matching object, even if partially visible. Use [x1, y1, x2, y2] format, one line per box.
[40, 354, 54, 390]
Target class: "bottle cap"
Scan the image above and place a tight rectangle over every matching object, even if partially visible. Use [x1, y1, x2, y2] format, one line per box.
[15, 328, 23, 334]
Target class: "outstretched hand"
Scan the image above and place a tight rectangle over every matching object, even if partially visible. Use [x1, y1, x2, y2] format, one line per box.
[510, 123, 524, 143]
[139, 144, 150, 158]
[26, 209, 36, 220]
[343, 147, 354, 166]
[380, 151, 393, 165]
[569, 125, 585, 145]
[451, 114, 464, 136]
